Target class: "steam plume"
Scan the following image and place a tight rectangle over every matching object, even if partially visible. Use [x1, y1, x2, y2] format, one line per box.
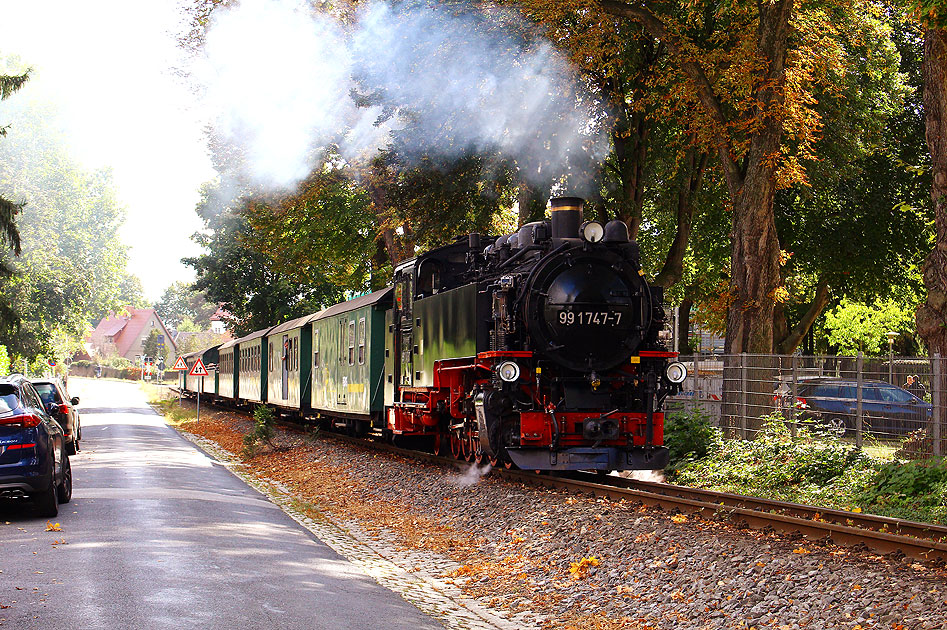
[197, 0, 605, 191]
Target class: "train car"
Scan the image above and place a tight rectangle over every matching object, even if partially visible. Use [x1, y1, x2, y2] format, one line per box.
[311, 289, 391, 434]
[217, 340, 238, 400]
[382, 196, 685, 470]
[236, 326, 274, 405]
[184, 345, 220, 397]
[181, 196, 683, 471]
[265, 313, 320, 412]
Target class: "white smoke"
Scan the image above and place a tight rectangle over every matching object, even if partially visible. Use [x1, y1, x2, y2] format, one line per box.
[450, 462, 493, 487]
[196, 0, 605, 191]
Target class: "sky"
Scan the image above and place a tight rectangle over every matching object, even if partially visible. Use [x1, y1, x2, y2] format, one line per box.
[0, 1, 215, 302]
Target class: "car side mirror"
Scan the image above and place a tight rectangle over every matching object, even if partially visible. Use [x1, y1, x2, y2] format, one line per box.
[71, 396, 79, 405]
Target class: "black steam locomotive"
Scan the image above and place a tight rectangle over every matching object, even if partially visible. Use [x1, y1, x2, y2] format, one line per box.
[182, 196, 685, 471]
[386, 196, 685, 470]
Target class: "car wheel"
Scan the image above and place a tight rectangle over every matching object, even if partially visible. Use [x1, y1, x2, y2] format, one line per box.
[35, 470, 59, 518]
[66, 439, 77, 456]
[57, 455, 73, 504]
[826, 415, 848, 437]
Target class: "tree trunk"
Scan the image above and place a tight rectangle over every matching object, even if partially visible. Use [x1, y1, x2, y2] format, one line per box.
[612, 112, 649, 239]
[654, 148, 707, 288]
[776, 278, 831, 354]
[917, 28, 947, 358]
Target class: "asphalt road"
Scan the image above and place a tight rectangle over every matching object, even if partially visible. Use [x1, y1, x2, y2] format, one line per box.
[0, 377, 443, 630]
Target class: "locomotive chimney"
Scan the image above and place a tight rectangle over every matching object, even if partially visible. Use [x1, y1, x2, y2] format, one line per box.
[549, 196, 584, 240]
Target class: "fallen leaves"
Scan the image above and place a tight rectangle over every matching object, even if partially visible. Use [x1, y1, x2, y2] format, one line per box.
[569, 556, 600, 579]
[45, 522, 61, 532]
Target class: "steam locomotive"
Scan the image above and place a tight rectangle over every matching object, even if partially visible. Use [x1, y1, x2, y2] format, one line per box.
[179, 196, 685, 471]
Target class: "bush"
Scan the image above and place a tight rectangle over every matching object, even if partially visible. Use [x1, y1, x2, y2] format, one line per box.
[242, 405, 277, 458]
[673, 418, 877, 504]
[858, 458, 947, 523]
[664, 408, 722, 467]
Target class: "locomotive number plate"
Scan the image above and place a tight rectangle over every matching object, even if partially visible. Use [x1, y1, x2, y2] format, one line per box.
[557, 311, 622, 325]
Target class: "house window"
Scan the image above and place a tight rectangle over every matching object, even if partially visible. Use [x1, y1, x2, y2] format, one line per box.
[357, 317, 366, 365]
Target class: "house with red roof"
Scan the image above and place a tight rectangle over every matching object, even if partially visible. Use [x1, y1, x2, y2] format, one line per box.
[90, 307, 178, 365]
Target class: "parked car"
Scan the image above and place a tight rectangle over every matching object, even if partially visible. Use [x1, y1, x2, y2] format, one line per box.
[777, 377, 932, 437]
[31, 378, 81, 454]
[0, 374, 73, 516]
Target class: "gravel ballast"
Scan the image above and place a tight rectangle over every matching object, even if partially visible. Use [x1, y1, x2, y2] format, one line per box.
[170, 404, 947, 630]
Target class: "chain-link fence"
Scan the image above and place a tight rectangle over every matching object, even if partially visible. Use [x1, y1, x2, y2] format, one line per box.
[668, 353, 946, 458]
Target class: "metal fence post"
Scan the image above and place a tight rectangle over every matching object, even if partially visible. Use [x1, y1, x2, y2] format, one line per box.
[740, 353, 748, 440]
[934, 353, 942, 457]
[693, 355, 700, 416]
[790, 354, 798, 438]
[856, 352, 864, 450]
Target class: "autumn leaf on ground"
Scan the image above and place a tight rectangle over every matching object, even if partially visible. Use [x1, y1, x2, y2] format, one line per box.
[670, 514, 688, 524]
[45, 521, 61, 532]
[569, 556, 600, 579]
[792, 548, 811, 554]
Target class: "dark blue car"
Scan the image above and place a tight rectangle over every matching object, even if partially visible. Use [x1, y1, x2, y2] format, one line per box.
[783, 377, 933, 437]
[0, 374, 72, 516]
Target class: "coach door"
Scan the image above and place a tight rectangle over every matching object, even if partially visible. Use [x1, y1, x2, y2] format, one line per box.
[281, 334, 289, 400]
[394, 269, 414, 390]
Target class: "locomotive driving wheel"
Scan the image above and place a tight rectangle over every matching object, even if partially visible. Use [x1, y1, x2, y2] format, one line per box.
[461, 431, 474, 462]
[432, 432, 447, 457]
[450, 430, 463, 459]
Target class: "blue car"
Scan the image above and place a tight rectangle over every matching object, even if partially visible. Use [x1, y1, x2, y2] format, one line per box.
[782, 377, 933, 437]
[0, 374, 73, 516]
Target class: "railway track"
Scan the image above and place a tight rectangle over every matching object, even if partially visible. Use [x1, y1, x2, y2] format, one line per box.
[169, 389, 947, 564]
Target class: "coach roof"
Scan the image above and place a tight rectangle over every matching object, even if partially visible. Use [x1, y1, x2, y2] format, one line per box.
[314, 288, 392, 321]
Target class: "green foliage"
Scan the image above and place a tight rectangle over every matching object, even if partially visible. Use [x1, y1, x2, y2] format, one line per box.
[858, 458, 947, 523]
[142, 330, 163, 360]
[0, 344, 9, 374]
[0, 83, 143, 364]
[242, 404, 277, 458]
[185, 181, 349, 337]
[824, 297, 918, 355]
[674, 419, 877, 502]
[663, 408, 722, 467]
[154, 280, 219, 330]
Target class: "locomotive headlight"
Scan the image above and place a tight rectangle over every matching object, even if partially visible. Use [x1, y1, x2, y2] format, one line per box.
[580, 221, 605, 243]
[497, 361, 521, 382]
[665, 362, 687, 384]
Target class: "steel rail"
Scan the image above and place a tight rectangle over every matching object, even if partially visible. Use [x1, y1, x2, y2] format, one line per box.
[168, 389, 947, 563]
[566, 472, 947, 543]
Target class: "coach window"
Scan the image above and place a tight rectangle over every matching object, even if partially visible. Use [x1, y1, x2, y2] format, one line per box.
[339, 320, 345, 365]
[348, 320, 356, 365]
[358, 317, 366, 365]
[314, 329, 320, 368]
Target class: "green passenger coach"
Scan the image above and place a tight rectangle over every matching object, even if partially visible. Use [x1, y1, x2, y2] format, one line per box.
[236, 326, 274, 404]
[265, 313, 318, 411]
[310, 288, 391, 432]
[217, 340, 238, 400]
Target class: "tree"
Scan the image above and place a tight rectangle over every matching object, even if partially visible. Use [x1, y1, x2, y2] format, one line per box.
[0, 68, 29, 269]
[915, 5, 947, 357]
[184, 182, 350, 337]
[154, 280, 219, 330]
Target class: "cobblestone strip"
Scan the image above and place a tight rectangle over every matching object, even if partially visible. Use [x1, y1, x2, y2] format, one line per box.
[179, 431, 541, 630]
